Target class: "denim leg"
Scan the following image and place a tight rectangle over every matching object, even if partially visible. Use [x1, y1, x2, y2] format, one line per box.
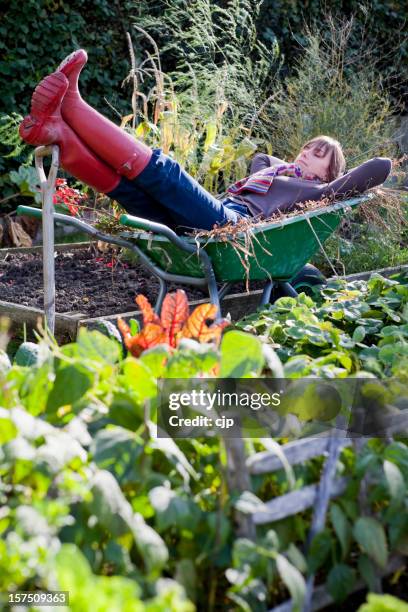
[107, 176, 179, 226]
[132, 149, 241, 231]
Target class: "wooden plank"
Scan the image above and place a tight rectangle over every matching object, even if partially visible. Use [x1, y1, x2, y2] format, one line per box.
[0, 300, 82, 338]
[303, 436, 348, 611]
[0, 287, 264, 344]
[383, 411, 408, 437]
[269, 555, 406, 612]
[252, 477, 348, 524]
[79, 309, 142, 328]
[247, 437, 351, 474]
[0, 242, 92, 257]
[367, 409, 408, 438]
[336, 263, 408, 282]
[220, 289, 264, 320]
[224, 434, 256, 540]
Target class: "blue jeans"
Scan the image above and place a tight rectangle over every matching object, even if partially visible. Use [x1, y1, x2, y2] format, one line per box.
[108, 149, 251, 231]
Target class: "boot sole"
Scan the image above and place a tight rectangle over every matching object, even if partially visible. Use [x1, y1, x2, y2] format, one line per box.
[30, 72, 69, 117]
[58, 49, 88, 76]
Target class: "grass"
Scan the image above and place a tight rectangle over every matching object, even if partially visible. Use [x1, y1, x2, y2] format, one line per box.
[313, 194, 408, 276]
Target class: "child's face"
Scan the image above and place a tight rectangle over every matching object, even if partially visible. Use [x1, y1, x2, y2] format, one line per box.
[294, 143, 331, 181]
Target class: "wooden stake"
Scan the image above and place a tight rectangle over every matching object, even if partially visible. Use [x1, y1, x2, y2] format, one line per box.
[35, 145, 59, 335]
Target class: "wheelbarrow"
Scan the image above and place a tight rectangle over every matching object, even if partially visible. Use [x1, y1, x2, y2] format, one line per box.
[17, 194, 371, 315]
[17, 191, 372, 318]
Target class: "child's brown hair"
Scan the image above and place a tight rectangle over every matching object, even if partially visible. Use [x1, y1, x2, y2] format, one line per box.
[303, 135, 346, 182]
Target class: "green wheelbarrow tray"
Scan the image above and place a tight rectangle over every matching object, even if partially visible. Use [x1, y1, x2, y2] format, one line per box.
[120, 194, 372, 283]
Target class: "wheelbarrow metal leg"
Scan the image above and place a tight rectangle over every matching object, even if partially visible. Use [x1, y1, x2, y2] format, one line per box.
[154, 278, 168, 314]
[259, 280, 273, 307]
[278, 281, 298, 298]
[206, 269, 221, 319]
[121, 213, 223, 319]
[218, 282, 234, 301]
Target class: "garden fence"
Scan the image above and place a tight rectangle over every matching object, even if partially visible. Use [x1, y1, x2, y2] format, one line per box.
[226, 425, 406, 612]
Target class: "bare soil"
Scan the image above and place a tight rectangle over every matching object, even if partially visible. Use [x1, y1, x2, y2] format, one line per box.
[0, 247, 209, 317]
[0, 246, 266, 318]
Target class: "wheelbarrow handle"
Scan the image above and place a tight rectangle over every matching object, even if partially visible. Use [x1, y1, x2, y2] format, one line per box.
[34, 145, 54, 158]
[120, 213, 174, 235]
[16, 205, 43, 220]
[120, 213, 195, 251]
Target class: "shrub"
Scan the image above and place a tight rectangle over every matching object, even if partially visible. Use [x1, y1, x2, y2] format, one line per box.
[1, 2, 400, 206]
[1, 0, 135, 117]
[126, 8, 398, 192]
[264, 17, 398, 164]
[258, 0, 407, 105]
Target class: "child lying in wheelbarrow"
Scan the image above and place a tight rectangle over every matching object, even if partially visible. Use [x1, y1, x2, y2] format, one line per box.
[19, 49, 392, 232]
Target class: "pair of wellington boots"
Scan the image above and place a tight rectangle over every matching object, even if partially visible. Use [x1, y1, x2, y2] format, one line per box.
[19, 49, 152, 193]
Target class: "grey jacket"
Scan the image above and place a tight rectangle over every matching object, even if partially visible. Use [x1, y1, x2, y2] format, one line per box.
[235, 154, 392, 218]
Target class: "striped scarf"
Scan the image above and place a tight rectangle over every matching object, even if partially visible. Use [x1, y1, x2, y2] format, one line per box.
[227, 163, 320, 196]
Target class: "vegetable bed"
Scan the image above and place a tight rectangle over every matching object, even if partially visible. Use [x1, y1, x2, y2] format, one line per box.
[0, 248, 271, 317]
[0, 248, 206, 316]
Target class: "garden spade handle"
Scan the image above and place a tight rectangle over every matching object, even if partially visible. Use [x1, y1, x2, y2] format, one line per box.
[35, 145, 59, 335]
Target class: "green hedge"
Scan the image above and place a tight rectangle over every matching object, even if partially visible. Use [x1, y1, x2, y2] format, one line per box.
[2, 0, 406, 120]
[0, 0, 136, 118]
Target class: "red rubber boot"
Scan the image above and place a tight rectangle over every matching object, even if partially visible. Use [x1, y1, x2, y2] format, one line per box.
[19, 73, 120, 193]
[58, 49, 152, 179]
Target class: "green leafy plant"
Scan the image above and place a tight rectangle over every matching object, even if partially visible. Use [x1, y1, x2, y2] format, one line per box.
[358, 593, 408, 612]
[1, 279, 408, 609]
[258, 1, 407, 106]
[8, 165, 41, 203]
[0, 324, 266, 607]
[0, 113, 33, 164]
[238, 274, 408, 377]
[117, 289, 229, 357]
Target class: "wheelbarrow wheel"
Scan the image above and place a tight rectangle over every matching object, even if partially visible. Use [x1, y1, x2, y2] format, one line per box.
[290, 264, 326, 296]
[269, 264, 326, 303]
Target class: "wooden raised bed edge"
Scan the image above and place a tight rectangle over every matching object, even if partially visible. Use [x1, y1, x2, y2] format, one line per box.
[2, 262, 408, 341]
[0, 289, 263, 341]
[0, 241, 92, 258]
